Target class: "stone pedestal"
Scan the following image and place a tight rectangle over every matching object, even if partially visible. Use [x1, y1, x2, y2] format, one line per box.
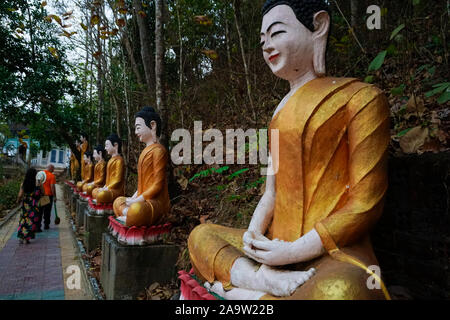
[76, 198, 88, 229]
[71, 192, 78, 215]
[83, 208, 113, 252]
[100, 232, 179, 300]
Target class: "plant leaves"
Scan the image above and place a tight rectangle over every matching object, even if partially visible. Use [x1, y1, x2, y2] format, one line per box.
[90, 15, 100, 26]
[368, 50, 387, 72]
[48, 47, 58, 59]
[437, 91, 450, 104]
[390, 24, 405, 40]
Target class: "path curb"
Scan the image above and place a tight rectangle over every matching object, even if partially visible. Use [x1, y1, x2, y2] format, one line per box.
[0, 206, 20, 229]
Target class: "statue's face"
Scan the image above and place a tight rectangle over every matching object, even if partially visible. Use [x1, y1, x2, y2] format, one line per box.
[83, 154, 89, 164]
[135, 117, 153, 144]
[260, 5, 314, 81]
[105, 140, 116, 155]
[93, 149, 101, 161]
[75, 140, 80, 147]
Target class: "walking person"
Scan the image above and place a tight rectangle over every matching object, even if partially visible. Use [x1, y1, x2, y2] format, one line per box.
[16, 168, 44, 244]
[40, 164, 57, 230]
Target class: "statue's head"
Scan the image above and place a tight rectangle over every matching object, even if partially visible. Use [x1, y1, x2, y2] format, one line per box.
[80, 132, 88, 143]
[261, 0, 330, 80]
[75, 140, 80, 148]
[93, 145, 106, 162]
[135, 106, 161, 144]
[105, 133, 121, 156]
[84, 151, 93, 164]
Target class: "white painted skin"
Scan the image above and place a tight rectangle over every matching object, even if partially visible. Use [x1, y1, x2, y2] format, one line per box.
[206, 5, 330, 299]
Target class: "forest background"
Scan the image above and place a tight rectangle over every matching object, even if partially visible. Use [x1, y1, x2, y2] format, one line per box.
[0, 0, 449, 296]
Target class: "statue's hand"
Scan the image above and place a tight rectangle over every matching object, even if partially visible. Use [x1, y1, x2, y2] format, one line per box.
[243, 230, 269, 248]
[126, 195, 144, 206]
[243, 238, 293, 267]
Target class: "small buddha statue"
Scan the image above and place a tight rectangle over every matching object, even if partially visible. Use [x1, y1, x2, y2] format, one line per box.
[70, 144, 80, 183]
[77, 151, 94, 192]
[83, 145, 107, 197]
[113, 106, 170, 227]
[187, 0, 390, 300]
[79, 133, 89, 183]
[92, 133, 125, 205]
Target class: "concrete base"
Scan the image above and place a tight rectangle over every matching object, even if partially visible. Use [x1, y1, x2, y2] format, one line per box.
[83, 208, 113, 252]
[71, 192, 78, 215]
[100, 232, 179, 300]
[76, 198, 88, 229]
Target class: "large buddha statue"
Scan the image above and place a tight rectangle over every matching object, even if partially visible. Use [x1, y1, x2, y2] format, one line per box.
[77, 151, 94, 192]
[83, 145, 107, 197]
[92, 134, 125, 205]
[113, 106, 170, 228]
[187, 0, 390, 300]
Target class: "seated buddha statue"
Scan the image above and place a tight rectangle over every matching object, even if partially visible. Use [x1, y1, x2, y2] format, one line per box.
[113, 106, 170, 228]
[92, 133, 125, 205]
[187, 0, 390, 300]
[77, 151, 94, 192]
[79, 133, 89, 183]
[70, 146, 80, 183]
[83, 145, 107, 197]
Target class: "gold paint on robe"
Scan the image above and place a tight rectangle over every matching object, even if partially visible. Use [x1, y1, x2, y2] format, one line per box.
[92, 155, 125, 204]
[113, 143, 170, 227]
[80, 141, 88, 180]
[188, 77, 390, 300]
[78, 162, 94, 192]
[70, 153, 79, 181]
[84, 159, 106, 196]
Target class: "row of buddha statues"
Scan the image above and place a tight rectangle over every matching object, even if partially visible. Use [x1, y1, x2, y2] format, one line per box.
[70, 106, 170, 228]
[68, 0, 391, 300]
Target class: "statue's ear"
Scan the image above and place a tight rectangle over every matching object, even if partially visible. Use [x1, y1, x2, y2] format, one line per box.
[150, 120, 157, 132]
[312, 10, 330, 77]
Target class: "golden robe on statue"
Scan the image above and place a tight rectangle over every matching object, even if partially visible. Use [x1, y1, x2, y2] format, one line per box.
[70, 153, 79, 181]
[92, 155, 125, 204]
[77, 162, 94, 192]
[80, 141, 88, 180]
[113, 143, 170, 227]
[188, 77, 390, 300]
[83, 159, 106, 196]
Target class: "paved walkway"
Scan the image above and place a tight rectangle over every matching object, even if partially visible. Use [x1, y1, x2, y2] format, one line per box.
[0, 185, 92, 300]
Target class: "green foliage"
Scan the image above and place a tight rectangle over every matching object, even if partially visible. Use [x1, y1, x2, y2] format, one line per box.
[368, 51, 387, 72]
[189, 165, 229, 182]
[390, 24, 405, 41]
[391, 84, 406, 96]
[425, 82, 450, 104]
[0, 177, 21, 212]
[227, 168, 249, 180]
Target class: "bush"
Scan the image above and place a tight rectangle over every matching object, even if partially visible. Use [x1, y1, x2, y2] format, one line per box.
[0, 176, 22, 214]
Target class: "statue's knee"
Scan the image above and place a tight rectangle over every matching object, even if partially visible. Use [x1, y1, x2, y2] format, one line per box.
[188, 224, 213, 249]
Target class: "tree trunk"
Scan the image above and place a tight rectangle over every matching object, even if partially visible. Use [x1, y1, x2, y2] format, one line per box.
[232, 0, 257, 125]
[155, 0, 168, 148]
[133, 0, 155, 105]
[176, 4, 184, 128]
[350, 0, 358, 29]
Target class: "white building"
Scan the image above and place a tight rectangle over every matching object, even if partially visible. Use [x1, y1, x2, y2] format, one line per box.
[31, 148, 71, 171]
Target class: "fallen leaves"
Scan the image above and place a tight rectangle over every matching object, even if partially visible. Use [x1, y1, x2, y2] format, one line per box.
[399, 126, 429, 154]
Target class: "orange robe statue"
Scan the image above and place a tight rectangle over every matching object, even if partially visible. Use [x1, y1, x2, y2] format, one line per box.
[83, 159, 106, 196]
[77, 162, 94, 192]
[188, 77, 390, 300]
[113, 143, 170, 227]
[92, 155, 125, 204]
